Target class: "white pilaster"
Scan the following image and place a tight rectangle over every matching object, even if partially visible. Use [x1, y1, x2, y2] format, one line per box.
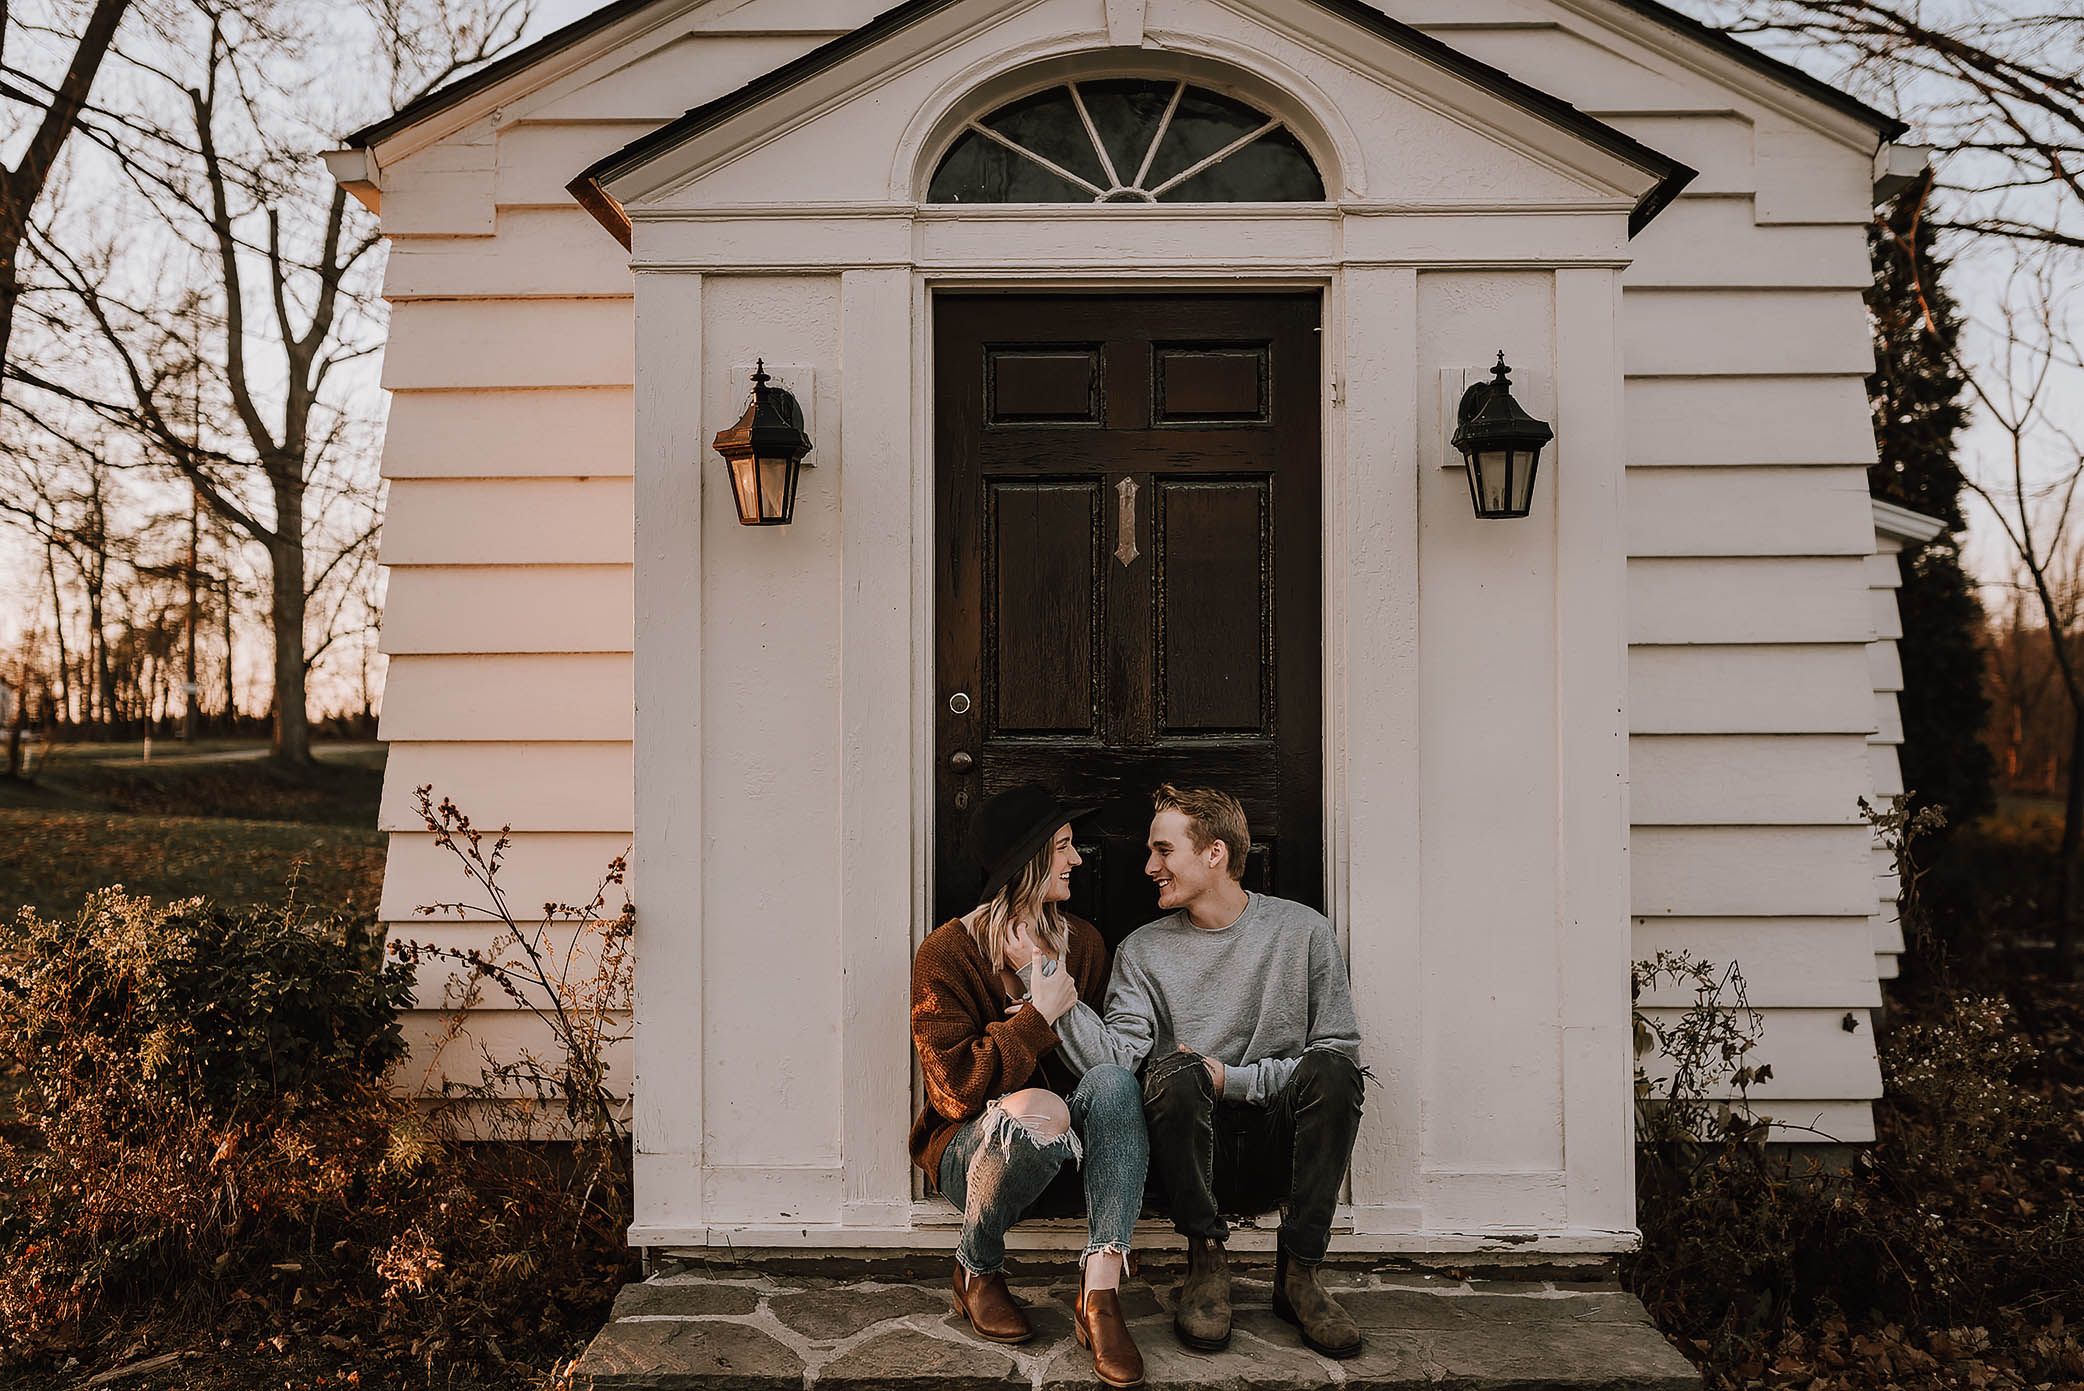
[839, 267, 921, 1226]
[632, 270, 706, 1233]
[1338, 265, 1426, 1234]
[1553, 267, 1634, 1236]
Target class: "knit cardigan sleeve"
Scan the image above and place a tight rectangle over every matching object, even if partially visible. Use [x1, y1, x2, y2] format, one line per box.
[911, 927, 1060, 1124]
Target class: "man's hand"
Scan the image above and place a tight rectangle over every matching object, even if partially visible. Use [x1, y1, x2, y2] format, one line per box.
[1014, 923, 1078, 1023]
[1178, 1044, 1225, 1099]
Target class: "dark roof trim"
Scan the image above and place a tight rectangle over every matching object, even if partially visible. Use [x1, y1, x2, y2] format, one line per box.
[579, 0, 963, 191]
[1306, 0, 1696, 236]
[571, 0, 1696, 236]
[1606, 0, 1907, 141]
[344, 0, 663, 149]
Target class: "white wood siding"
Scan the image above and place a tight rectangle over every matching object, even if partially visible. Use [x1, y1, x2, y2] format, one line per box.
[361, 0, 1903, 1151]
[1574, 29, 1898, 1142]
[1866, 534, 1911, 980]
[363, 14, 846, 1112]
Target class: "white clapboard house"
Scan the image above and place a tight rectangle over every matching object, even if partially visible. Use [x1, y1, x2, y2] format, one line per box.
[334, 0, 1932, 1257]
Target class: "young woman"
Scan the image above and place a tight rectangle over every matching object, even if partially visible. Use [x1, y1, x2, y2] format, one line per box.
[909, 784, 1147, 1388]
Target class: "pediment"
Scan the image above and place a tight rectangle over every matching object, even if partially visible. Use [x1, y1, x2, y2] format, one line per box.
[571, 0, 1694, 239]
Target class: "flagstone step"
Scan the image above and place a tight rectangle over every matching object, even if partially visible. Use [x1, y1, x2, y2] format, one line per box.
[568, 1259, 1701, 1391]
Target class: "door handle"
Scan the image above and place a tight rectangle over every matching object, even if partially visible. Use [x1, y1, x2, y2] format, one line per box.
[949, 750, 975, 773]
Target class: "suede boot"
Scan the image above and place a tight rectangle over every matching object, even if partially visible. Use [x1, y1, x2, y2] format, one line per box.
[1172, 1237, 1232, 1351]
[1075, 1261, 1145, 1387]
[1272, 1247, 1362, 1358]
[952, 1264, 1032, 1344]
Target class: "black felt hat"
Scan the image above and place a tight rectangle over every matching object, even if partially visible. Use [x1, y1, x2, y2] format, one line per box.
[968, 783, 1093, 905]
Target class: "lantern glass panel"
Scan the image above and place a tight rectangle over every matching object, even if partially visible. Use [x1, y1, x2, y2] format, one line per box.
[1509, 449, 1539, 514]
[1476, 449, 1513, 515]
[757, 454, 794, 521]
[726, 453, 797, 524]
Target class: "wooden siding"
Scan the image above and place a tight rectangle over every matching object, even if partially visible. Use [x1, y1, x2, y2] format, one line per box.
[378, 654, 632, 741]
[1625, 376, 1879, 468]
[1630, 735, 1869, 825]
[1633, 826, 1878, 918]
[1627, 557, 1874, 645]
[379, 741, 634, 832]
[379, 830, 634, 922]
[1623, 289, 1876, 378]
[382, 208, 635, 300]
[1631, 645, 1876, 734]
[380, 479, 634, 565]
[1625, 465, 1875, 557]
[1616, 105, 1897, 1134]
[380, 300, 634, 390]
[378, 566, 635, 654]
[379, 389, 634, 480]
[1632, 917, 1883, 1008]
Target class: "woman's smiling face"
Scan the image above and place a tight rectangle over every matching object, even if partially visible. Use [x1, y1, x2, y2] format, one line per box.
[1042, 822, 1081, 903]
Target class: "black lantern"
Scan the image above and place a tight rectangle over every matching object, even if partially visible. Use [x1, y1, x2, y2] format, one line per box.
[712, 360, 814, 525]
[1451, 352, 1553, 519]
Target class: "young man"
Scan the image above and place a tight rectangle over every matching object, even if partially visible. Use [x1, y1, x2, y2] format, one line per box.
[1051, 784, 1366, 1358]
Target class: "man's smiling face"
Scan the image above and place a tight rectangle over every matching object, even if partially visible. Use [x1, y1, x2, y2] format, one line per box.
[1145, 807, 1226, 914]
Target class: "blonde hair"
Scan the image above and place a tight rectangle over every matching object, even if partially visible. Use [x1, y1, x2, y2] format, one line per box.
[969, 838, 1070, 970]
[1152, 783, 1251, 882]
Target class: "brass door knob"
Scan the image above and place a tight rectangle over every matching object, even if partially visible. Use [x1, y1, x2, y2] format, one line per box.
[949, 750, 975, 773]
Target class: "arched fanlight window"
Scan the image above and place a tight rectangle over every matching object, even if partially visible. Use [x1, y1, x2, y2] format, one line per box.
[928, 78, 1324, 204]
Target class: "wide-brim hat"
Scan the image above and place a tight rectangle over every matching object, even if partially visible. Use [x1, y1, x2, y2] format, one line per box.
[968, 783, 1095, 905]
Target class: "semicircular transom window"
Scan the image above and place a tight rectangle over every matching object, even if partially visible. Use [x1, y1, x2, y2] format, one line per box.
[928, 79, 1324, 204]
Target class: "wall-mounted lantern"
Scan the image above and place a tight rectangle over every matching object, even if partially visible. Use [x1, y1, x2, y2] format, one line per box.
[1450, 352, 1553, 519]
[712, 360, 815, 525]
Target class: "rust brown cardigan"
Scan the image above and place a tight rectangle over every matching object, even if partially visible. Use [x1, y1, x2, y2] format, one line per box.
[908, 912, 1112, 1192]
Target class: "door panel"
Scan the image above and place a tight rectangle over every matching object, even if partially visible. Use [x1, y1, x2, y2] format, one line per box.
[936, 293, 1322, 945]
[988, 482, 1099, 734]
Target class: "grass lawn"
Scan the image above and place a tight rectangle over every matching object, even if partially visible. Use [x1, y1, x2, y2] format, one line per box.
[0, 742, 387, 920]
[0, 808, 386, 921]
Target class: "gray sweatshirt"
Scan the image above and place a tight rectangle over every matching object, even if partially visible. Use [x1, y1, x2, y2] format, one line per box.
[1053, 893, 1362, 1106]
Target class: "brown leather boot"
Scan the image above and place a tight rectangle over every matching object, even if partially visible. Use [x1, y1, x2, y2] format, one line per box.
[1172, 1236, 1231, 1351]
[951, 1264, 1032, 1344]
[1075, 1261, 1145, 1387]
[1272, 1246, 1362, 1358]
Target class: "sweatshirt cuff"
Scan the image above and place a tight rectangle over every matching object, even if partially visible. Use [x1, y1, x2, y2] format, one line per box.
[1005, 1000, 1059, 1051]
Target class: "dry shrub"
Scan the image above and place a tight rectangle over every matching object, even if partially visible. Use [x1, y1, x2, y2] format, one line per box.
[1626, 797, 2084, 1389]
[0, 890, 409, 1354]
[0, 821, 639, 1380]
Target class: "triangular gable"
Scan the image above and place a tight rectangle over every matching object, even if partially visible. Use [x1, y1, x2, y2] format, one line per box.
[561, 0, 1697, 248]
[343, 0, 1901, 169]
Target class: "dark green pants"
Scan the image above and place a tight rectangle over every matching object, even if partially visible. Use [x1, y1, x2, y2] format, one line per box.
[1141, 1048, 1365, 1263]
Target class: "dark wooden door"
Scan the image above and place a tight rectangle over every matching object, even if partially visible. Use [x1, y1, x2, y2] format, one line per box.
[934, 293, 1323, 943]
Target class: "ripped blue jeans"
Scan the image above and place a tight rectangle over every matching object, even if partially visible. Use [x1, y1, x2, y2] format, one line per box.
[937, 1063, 1147, 1276]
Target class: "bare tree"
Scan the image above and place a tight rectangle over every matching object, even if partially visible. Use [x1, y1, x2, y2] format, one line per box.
[0, 0, 133, 378]
[1955, 258, 2084, 966]
[1683, 1, 2084, 250]
[8, 0, 525, 765]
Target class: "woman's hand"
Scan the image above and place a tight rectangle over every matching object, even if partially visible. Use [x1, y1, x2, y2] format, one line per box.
[1002, 921, 1036, 971]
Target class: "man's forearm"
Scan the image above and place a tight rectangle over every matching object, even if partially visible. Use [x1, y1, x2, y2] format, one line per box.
[1053, 1000, 1147, 1075]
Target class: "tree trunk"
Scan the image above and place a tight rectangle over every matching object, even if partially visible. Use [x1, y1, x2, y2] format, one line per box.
[44, 540, 71, 723]
[2061, 709, 2084, 979]
[184, 493, 199, 740]
[269, 478, 312, 766]
[222, 574, 235, 723]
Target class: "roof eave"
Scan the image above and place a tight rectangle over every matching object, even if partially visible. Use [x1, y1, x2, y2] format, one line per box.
[570, 0, 1695, 241]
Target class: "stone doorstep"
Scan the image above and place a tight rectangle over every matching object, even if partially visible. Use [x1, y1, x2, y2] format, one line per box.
[566, 1261, 1702, 1391]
